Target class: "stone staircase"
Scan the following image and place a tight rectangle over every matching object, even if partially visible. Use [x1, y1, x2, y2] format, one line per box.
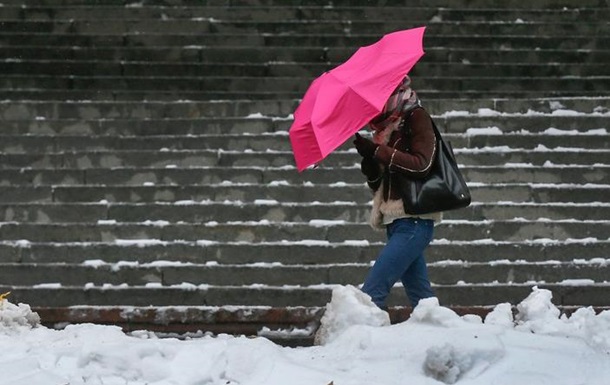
[0, 0, 609, 345]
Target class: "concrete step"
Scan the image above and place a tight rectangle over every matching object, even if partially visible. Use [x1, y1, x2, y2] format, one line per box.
[1, 97, 608, 120]
[2, 117, 609, 141]
[1, 5, 608, 24]
[2, 165, 607, 186]
[429, 260, 610, 285]
[0, 182, 608, 204]
[33, 305, 326, 345]
[0, 168, 86, 185]
[222, 31, 591, 49]
[0, 220, 607, 242]
[0, 0, 605, 8]
[3, 60, 610, 79]
[1, 133, 608, 153]
[2, 239, 607, 265]
[294, 149, 610, 168]
[0, 99, 301, 120]
[2, 29, 608, 49]
[198, 165, 605, 185]
[2, 282, 609, 308]
[0, 11, 605, 28]
[3, 74, 609, 95]
[0, 18, 608, 40]
[0, 118, 285, 136]
[3, 46, 609, 65]
[1, 19, 608, 46]
[11, 89, 608, 101]
[0, 148, 607, 169]
[29, 303, 610, 345]
[0, 260, 607, 287]
[441, 115, 610, 133]
[0, 150, 219, 168]
[1, 200, 609, 223]
[47, 184, 610, 204]
[3, 114, 610, 135]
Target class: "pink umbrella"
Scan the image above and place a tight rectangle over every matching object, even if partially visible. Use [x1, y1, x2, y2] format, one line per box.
[289, 26, 426, 172]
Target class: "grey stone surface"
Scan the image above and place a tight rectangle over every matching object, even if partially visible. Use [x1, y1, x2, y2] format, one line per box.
[0, 0, 608, 322]
[0, 221, 606, 243]
[2, 240, 608, 265]
[2, 283, 608, 308]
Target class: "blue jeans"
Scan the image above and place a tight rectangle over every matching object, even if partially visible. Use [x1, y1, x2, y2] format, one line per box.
[362, 218, 435, 308]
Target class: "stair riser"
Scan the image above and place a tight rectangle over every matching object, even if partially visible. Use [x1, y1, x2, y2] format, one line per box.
[0, 222, 608, 242]
[2, 166, 607, 186]
[1, 135, 608, 154]
[4, 47, 610, 64]
[1, 99, 608, 119]
[0, 264, 607, 286]
[2, 284, 608, 307]
[0, 151, 607, 168]
[1, 242, 606, 264]
[2, 202, 608, 223]
[3, 75, 609, 94]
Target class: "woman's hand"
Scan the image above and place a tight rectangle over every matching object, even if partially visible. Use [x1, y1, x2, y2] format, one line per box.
[361, 157, 381, 181]
[353, 133, 378, 159]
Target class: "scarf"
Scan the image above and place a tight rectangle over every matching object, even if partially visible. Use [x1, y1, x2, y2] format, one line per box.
[369, 75, 421, 133]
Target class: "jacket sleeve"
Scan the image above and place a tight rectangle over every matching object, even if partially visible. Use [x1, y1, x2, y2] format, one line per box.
[373, 108, 436, 178]
[366, 176, 382, 192]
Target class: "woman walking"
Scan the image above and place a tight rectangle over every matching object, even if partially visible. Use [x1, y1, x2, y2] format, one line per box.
[353, 76, 441, 309]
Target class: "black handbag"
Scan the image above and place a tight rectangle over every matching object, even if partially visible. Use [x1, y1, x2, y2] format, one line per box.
[397, 117, 471, 215]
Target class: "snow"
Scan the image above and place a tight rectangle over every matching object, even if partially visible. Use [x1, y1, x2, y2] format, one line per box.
[308, 219, 347, 227]
[114, 239, 168, 247]
[542, 127, 608, 135]
[253, 199, 279, 205]
[464, 127, 503, 135]
[463, 127, 608, 136]
[314, 285, 390, 345]
[0, 300, 39, 328]
[1, 287, 609, 385]
[436, 108, 610, 118]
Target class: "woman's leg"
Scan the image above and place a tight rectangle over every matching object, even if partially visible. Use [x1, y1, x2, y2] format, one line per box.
[401, 219, 435, 306]
[361, 218, 434, 308]
[400, 251, 435, 307]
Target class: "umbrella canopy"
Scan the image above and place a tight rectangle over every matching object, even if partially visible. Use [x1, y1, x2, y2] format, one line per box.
[289, 26, 426, 172]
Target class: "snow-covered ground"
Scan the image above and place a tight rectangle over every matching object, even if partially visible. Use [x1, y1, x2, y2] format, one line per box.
[1, 286, 609, 385]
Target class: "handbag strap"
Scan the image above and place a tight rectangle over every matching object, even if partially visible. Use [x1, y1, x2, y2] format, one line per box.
[428, 117, 443, 142]
[429, 117, 458, 161]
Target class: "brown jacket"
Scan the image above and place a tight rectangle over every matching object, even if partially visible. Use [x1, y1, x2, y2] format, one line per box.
[369, 107, 436, 201]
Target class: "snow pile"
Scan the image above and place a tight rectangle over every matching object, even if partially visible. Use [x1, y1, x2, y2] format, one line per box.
[515, 285, 560, 331]
[410, 297, 464, 327]
[0, 357, 68, 385]
[483, 302, 514, 327]
[423, 336, 504, 384]
[411, 289, 610, 384]
[313, 285, 389, 345]
[0, 297, 40, 330]
[0, 287, 609, 384]
[515, 286, 610, 353]
[408, 298, 504, 384]
[313, 287, 610, 384]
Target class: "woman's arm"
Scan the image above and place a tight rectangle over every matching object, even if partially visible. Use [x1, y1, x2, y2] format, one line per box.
[373, 108, 436, 178]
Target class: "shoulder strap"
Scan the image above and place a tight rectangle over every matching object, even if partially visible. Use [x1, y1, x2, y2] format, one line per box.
[429, 117, 442, 140]
[429, 117, 457, 161]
